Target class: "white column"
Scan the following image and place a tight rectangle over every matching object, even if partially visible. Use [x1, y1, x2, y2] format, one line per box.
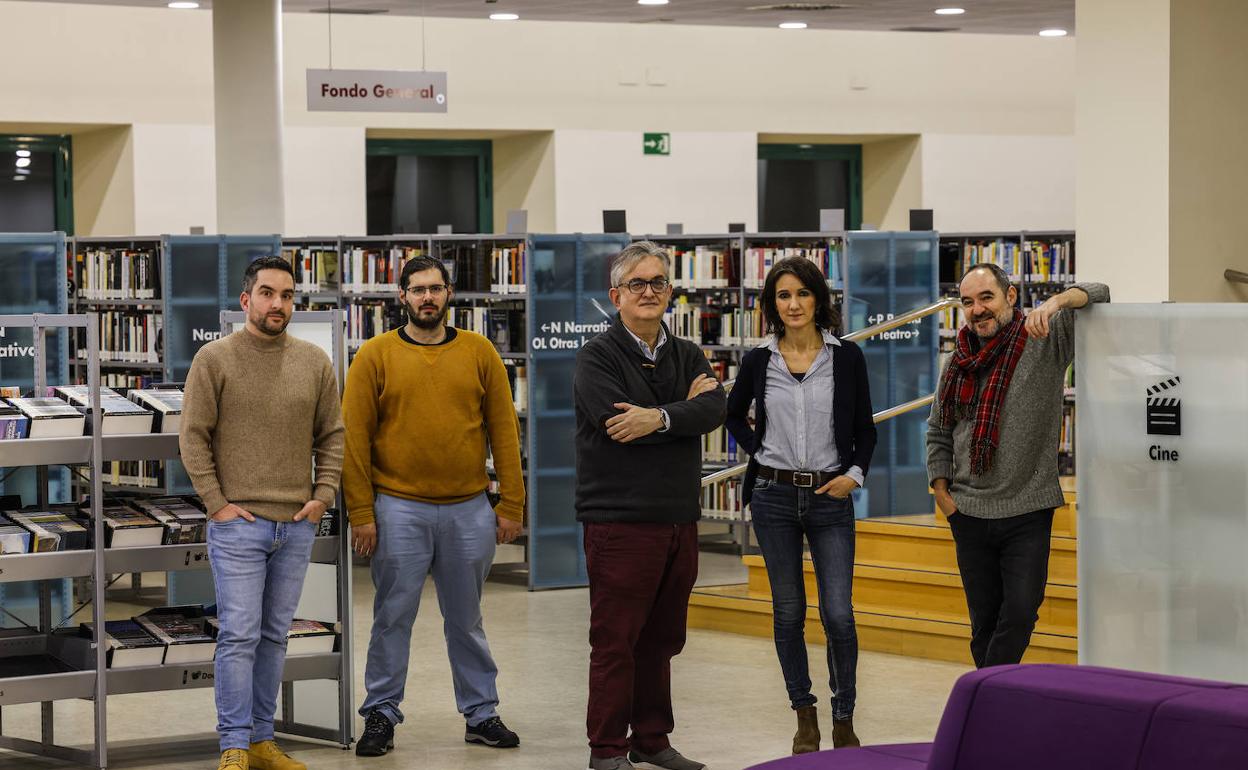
[212, 0, 285, 234]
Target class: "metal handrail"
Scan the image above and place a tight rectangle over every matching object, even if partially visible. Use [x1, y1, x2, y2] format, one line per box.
[700, 393, 937, 487]
[720, 297, 959, 393]
[1227, 269, 1248, 285]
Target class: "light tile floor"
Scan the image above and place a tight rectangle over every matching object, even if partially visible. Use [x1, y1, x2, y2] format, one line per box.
[0, 550, 970, 770]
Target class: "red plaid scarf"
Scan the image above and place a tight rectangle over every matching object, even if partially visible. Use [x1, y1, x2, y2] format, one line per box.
[937, 310, 1028, 476]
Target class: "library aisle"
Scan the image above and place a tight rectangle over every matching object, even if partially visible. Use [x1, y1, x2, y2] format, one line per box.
[0, 552, 969, 770]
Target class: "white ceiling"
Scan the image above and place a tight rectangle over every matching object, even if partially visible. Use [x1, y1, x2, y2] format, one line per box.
[14, 1, 1076, 36]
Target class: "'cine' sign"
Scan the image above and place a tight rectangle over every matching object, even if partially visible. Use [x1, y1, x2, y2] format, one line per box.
[306, 69, 448, 113]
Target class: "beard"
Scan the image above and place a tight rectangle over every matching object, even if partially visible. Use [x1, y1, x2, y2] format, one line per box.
[969, 307, 1014, 340]
[250, 308, 290, 336]
[405, 299, 449, 330]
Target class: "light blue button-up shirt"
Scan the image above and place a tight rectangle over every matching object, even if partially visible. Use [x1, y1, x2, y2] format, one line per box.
[755, 330, 865, 487]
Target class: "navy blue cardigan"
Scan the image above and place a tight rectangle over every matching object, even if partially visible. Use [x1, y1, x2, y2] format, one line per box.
[725, 340, 877, 506]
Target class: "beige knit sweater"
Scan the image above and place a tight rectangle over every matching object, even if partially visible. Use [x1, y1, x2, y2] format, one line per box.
[179, 329, 345, 522]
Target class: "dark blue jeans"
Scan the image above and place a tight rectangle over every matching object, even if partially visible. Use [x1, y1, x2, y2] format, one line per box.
[749, 477, 857, 719]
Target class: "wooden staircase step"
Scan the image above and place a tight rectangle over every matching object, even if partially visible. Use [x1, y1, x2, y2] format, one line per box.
[688, 584, 1076, 665]
[854, 516, 1076, 585]
[742, 556, 1077, 636]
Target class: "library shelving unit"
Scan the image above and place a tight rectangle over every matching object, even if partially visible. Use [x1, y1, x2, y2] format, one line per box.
[937, 230, 1077, 473]
[0, 234, 73, 627]
[0, 312, 355, 769]
[846, 230, 940, 519]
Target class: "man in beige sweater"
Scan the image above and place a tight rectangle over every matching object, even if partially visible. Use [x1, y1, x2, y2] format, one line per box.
[180, 256, 344, 770]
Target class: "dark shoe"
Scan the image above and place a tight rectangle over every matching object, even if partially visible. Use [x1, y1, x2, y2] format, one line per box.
[627, 747, 706, 770]
[832, 716, 861, 748]
[588, 756, 635, 770]
[793, 705, 821, 754]
[465, 716, 520, 748]
[355, 710, 395, 757]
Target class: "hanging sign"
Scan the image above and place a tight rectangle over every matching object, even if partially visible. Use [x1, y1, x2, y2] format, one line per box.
[307, 69, 448, 113]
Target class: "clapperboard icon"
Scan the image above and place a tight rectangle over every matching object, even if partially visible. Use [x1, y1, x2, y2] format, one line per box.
[1146, 376, 1181, 436]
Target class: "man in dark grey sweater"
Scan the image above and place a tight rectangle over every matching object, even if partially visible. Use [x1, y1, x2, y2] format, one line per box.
[927, 263, 1108, 668]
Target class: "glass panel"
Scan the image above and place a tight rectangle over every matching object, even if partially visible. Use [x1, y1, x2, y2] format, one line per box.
[0, 149, 57, 232]
[1078, 304, 1248, 681]
[224, 238, 283, 310]
[367, 155, 479, 236]
[758, 158, 850, 232]
[527, 234, 628, 589]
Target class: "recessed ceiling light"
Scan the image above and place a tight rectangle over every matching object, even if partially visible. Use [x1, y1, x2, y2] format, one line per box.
[15, 157, 31, 168]
[12, 176, 26, 182]
[489, 12, 519, 20]
[15, 150, 31, 158]
[934, 7, 965, 14]
[168, 2, 200, 8]
[1039, 28, 1068, 37]
[779, 21, 808, 29]
[15, 168, 30, 175]
[638, 0, 670, 5]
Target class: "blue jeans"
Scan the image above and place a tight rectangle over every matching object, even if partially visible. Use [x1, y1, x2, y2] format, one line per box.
[207, 516, 316, 752]
[360, 493, 500, 726]
[749, 477, 858, 720]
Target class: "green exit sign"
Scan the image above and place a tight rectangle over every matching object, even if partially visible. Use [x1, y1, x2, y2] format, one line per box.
[643, 133, 670, 156]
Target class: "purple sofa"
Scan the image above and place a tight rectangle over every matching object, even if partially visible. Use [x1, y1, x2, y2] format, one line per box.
[746, 664, 1248, 770]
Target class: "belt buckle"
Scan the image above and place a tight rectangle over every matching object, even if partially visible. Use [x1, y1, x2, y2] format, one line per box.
[792, 471, 814, 488]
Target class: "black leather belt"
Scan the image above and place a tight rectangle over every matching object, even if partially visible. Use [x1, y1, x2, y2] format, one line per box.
[756, 464, 839, 489]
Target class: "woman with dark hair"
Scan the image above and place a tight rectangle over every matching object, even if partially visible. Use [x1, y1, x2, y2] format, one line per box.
[725, 256, 876, 755]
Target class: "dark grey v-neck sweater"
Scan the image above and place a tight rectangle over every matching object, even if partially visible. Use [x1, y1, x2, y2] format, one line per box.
[925, 283, 1109, 519]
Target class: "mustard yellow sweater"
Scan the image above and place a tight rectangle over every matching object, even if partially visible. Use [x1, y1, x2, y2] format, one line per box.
[341, 329, 525, 526]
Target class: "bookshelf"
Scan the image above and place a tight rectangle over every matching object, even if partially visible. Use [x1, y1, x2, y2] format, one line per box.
[0, 312, 355, 768]
[938, 230, 1078, 473]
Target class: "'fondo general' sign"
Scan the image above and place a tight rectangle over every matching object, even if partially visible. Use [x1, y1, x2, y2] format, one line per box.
[307, 69, 448, 113]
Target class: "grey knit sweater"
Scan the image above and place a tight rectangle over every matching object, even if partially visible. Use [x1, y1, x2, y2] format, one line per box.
[925, 283, 1110, 519]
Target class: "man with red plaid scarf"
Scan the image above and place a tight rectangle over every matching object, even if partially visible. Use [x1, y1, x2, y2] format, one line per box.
[926, 263, 1109, 668]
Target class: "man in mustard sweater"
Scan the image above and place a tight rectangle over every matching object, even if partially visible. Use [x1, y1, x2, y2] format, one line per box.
[343, 255, 524, 758]
[180, 256, 344, 770]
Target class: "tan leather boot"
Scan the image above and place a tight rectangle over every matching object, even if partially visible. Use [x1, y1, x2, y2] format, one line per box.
[832, 716, 861, 748]
[792, 705, 820, 754]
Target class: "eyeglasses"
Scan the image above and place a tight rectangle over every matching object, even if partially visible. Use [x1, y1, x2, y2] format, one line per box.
[619, 277, 671, 295]
[404, 284, 447, 297]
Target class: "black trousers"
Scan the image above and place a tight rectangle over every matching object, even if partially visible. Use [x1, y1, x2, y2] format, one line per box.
[947, 508, 1055, 668]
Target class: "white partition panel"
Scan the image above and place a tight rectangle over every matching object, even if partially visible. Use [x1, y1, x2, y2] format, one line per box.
[1077, 304, 1248, 681]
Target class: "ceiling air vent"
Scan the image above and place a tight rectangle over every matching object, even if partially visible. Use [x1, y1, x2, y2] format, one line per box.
[309, 7, 390, 14]
[890, 26, 961, 32]
[746, 4, 852, 11]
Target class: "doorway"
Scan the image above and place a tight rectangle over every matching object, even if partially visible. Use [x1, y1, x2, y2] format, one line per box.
[758, 143, 861, 232]
[0, 134, 73, 234]
[366, 139, 493, 235]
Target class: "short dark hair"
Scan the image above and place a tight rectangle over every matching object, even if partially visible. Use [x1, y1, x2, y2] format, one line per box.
[962, 263, 1013, 296]
[760, 256, 841, 337]
[242, 256, 294, 294]
[399, 256, 451, 291]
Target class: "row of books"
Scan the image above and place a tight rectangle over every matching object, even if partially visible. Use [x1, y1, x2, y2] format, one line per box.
[505, 362, 528, 413]
[701, 477, 744, 521]
[743, 246, 841, 289]
[0, 386, 182, 439]
[702, 424, 745, 464]
[449, 307, 526, 353]
[346, 302, 394, 348]
[959, 240, 1024, 279]
[74, 311, 162, 363]
[665, 297, 739, 347]
[82, 606, 336, 668]
[490, 244, 527, 294]
[343, 246, 428, 294]
[667, 245, 732, 289]
[73, 248, 161, 300]
[1022, 240, 1075, 284]
[283, 246, 341, 294]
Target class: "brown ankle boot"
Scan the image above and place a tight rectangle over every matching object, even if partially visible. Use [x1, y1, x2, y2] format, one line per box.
[792, 705, 820, 754]
[832, 716, 861, 748]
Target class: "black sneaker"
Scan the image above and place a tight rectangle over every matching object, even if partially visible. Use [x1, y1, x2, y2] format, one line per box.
[355, 710, 395, 757]
[465, 716, 520, 748]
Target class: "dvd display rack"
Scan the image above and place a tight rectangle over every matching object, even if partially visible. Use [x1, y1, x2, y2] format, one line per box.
[0, 311, 355, 768]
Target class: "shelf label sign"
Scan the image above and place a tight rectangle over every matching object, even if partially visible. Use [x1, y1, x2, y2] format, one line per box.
[643, 133, 671, 156]
[0, 328, 34, 358]
[307, 69, 448, 113]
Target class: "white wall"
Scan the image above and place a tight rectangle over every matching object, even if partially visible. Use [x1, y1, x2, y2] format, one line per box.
[282, 126, 366, 236]
[921, 134, 1077, 232]
[553, 131, 757, 234]
[131, 123, 216, 235]
[0, 1, 1077, 236]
